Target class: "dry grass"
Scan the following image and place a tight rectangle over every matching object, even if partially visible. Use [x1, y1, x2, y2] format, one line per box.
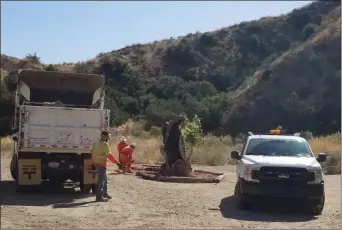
[0, 137, 14, 157]
[1, 125, 340, 174]
[112, 124, 340, 174]
[109, 135, 163, 165]
[308, 132, 341, 175]
[192, 134, 242, 166]
[109, 121, 242, 166]
[109, 121, 163, 164]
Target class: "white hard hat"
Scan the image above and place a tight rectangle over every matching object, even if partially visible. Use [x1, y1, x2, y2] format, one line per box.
[119, 136, 127, 142]
[130, 143, 137, 148]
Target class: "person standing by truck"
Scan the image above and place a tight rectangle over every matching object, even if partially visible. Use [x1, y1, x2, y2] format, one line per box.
[91, 131, 121, 202]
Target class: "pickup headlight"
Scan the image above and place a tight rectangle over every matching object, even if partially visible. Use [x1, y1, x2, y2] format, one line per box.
[307, 168, 324, 184]
[243, 166, 260, 182]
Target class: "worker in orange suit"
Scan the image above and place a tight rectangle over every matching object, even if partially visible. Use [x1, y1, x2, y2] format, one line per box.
[120, 143, 136, 173]
[117, 136, 129, 153]
[91, 131, 121, 202]
[117, 136, 129, 170]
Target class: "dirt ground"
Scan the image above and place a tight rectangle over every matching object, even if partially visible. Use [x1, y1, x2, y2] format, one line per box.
[1, 158, 340, 229]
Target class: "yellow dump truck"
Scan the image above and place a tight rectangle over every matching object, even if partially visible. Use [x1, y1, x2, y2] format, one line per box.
[8, 69, 109, 193]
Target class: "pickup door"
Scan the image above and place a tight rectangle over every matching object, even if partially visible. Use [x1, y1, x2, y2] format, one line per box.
[19, 105, 110, 153]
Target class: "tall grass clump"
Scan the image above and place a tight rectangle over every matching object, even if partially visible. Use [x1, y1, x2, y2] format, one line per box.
[309, 132, 341, 175]
[0, 137, 14, 157]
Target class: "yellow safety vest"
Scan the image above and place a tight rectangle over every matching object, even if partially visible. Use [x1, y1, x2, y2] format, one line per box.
[91, 141, 111, 164]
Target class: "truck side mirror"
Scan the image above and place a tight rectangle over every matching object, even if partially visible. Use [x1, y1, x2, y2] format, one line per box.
[231, 151, 241, 160]
[316, 152, 327, 163]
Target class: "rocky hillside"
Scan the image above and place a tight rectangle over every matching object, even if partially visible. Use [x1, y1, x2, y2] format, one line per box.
[1, 1, 340, 137]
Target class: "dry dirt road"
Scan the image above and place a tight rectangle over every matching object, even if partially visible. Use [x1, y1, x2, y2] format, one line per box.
[1, 157, 340, 229]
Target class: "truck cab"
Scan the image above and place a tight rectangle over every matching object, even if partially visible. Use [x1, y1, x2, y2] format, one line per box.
[231, 130, 326, 215]
[9, 69, 110, 193]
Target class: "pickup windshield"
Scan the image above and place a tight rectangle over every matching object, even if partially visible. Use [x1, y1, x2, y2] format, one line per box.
[245, 138, 313, 157]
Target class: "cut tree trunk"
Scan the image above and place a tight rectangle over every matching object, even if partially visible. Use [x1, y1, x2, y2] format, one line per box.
[160, 159, 191, 177]
[160, 116, 192, 177]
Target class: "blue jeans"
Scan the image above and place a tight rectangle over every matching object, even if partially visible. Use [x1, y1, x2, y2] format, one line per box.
[95, 165, 107, 199]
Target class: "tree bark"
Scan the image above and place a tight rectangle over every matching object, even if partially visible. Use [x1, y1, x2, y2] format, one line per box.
[160, 116, 192, 177]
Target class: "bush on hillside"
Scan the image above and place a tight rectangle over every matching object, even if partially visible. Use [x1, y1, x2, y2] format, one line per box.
[45, 64, 58, 71]
[25, 52, 41, 64]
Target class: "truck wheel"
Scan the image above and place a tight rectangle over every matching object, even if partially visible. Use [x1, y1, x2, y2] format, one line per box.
[309, 192, 325, 215]
[48, 178, 65, 189]
[234, 181, 252, 210]
[10, 154, 18, 181]
[16, 185, 39, 193]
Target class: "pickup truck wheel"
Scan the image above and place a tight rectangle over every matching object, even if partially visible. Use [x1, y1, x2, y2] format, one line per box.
[309, 192, 325, 215]
[10, 154, 18, 181]
[234, 180, 252, 210]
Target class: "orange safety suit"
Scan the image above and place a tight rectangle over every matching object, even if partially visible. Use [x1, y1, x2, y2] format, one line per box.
[117, 141, 129, 154]
[120, 146, 134, 172]
[117, 141, 128, 168]
[91, 140, 119, 168]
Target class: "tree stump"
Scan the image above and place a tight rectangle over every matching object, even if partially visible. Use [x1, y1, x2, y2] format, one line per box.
[160, 159, 191, 177]
[160, 114, 193, 177]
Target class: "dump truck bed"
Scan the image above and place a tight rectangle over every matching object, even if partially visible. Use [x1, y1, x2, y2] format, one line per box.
[18, 105, 110, 153]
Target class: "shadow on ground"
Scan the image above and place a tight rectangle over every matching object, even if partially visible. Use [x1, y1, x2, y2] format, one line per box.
[219, 196, 317, 222]
[0, 180, 94, 207]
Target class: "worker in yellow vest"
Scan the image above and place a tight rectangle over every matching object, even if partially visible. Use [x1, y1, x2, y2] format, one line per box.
[91, 131, 121, 202]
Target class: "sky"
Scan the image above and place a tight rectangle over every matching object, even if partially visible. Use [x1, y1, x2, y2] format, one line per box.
[1, 1, 312, 64]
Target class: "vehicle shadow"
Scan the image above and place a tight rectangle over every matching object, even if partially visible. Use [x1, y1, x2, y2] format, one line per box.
[51, 200, 97, 209]
[0, 180, 93, 207]
[219, 196, 317, 222]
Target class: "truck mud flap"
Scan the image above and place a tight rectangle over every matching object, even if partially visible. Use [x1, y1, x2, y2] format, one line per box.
[83, 159, 98, 184]
[18, 159, 41, 185]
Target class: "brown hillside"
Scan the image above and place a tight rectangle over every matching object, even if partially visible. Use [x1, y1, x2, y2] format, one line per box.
[224, 5, 341, 135]
[1, 1, 340, 136]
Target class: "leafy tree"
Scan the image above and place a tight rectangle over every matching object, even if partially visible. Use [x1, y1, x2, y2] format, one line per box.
[179, 114, 203, 161]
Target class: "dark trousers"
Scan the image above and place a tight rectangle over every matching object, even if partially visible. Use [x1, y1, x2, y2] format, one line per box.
[95, 165, 107, 199]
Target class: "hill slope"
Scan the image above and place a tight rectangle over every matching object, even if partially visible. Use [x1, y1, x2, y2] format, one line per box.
[1, 1, 340, 137]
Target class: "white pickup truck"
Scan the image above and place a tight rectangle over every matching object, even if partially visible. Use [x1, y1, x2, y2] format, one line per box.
[8, 69, 109, 192]
[231, 130, 327, 215]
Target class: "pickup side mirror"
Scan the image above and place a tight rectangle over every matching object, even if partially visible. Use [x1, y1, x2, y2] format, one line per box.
[316, 152, 327, 163]
[231, 151, 241, 160]
[12, 136, 18, 142]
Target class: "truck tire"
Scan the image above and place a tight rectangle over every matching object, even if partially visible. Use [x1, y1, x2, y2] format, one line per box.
[48, 178, 66, 189]
[10, 154, 18, 181]
[16, 185, 39, 193]
[309, 192, 325, 215]
[234, 180, 252, 210]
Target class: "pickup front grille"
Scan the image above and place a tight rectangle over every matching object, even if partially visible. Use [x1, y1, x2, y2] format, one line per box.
[254, 167, 313, 185]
